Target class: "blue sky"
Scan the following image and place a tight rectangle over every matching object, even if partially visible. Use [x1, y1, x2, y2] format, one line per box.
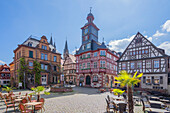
[1, 0, 170, 65]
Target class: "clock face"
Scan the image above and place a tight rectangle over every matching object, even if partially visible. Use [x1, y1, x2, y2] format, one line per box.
[84, 27, 88, 35]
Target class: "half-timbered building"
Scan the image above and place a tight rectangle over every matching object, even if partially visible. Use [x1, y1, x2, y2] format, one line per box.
[63, 40, 77, 85]
[75, 11, 119, 88]
[117, 32, 170, 93]
[0, 64, 10, 86]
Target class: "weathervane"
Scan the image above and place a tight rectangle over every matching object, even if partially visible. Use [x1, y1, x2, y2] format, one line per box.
[103, 37, 104, 42]
[90, 7, 92, 13]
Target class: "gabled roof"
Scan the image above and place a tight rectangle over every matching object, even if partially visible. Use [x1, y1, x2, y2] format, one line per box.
[22, 36, 60, 54]
[118, 32, 169, 61]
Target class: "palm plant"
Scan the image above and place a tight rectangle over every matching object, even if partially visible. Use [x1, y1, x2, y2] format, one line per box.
[2, 86, 15, 93]
[115, 70, 143, 113]
[112, 88, 125, 97]
[30, 86, 50, 101]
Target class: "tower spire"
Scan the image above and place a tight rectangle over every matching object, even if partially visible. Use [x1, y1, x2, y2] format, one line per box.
[50, 33, 53, 45]
[63, 39, 69, 59]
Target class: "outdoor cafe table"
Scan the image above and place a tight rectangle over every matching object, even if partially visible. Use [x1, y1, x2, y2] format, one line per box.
[24, 102, 42, 113]
[149, 108, 170, 113]
[149, 100, 164, 105]
[112, 96, 124, 101]
[113, 101, 126, 105]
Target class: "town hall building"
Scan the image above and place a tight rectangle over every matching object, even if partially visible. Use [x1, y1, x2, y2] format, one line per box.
[75, 11, 119, 88]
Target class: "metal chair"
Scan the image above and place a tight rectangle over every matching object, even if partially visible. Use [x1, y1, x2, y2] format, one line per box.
[105, 98, 118, 113]
[118, 103, 127, 113]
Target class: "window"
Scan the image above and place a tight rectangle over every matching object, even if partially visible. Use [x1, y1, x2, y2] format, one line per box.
[54, 66, 56, 71]
[168, 73, 170, 85]
[94, 62, 97, 68]
[107, 62, 110, 69]
[143, 76, 146, 83]
[94, 52, 98, 57]
[87, 53, 90, 58]
[79, 64, 82, 70]
[83, 63, 85, 69]
[41, 53, 44, 59]
[122, 63, 126, 70]
[131, 62, 135, 69]
[87, 43, 91, 49]
[80, 76, 84, 82]
[29, 51, 33, 58]
[160, 76, 163, 84]
[154, 79, 159, 84]
[105, 76, 109, 83]
[100, 61, 105, 67]
[146, 61, 151, 68]
[145, 50, 148, 54]
[44, 46, 47, 50]
[28, 42, 32, 47]
[100, 50, 106, 56]
[154, 60, 159, 68]
[87, 63, 90, 68]
[45, 65, 48, 70]
[29, 62, 33, 67]
[85, 36, 88, 41]
[45, 54, 48, 60]
[142, 50, 145, 54]
[82, 45, 85, 50]
[82, 54, 86, 58]
[93, 76, 98, 82]
[137, 62, 142, 69]
[41, 64, 44, 69]
[139, 51, 141, 54]
[54, 56, 57, 62]
[42, 45, 44, 49]
[133, 51, 135, 55]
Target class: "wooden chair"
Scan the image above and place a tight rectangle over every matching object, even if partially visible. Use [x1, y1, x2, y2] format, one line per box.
[21, 98, 28, 104]
[4, 99, 15, 113]
[105, 98, 118, 113]
[28, 95, 36, 102]
[141, 99, 151, 112]
[0, 92, 5, 101]
[35, 98, 45, 111]
[18, 103, 33, 113]
[118, 103, 127, 113]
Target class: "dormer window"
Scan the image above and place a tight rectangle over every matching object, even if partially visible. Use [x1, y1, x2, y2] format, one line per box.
[28, 42, 32, 47]
[82, 45, 85, 50]
[87, 43, 91, 49]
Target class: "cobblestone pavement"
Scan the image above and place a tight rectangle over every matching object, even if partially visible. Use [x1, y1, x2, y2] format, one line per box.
[0, 87, 143, 113]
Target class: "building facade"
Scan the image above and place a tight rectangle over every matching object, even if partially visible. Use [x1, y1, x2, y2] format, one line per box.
[12, 35, 61, 88]
[63, 40, 77, 84]
[0, 64, 10, 86]
[117, 32, 170, 93]
[75, 11, 119, 88]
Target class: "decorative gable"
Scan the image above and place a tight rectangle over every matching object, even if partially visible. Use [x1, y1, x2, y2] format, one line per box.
[119, 32, 167, 61]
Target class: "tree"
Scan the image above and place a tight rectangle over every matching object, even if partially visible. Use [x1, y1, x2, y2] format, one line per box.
[2, 86, 15, 93]
[32, 61, 42, 85]
[113, 89, 125, 97]
[115, 70, 143, 113]
[17, 57, 30, 89]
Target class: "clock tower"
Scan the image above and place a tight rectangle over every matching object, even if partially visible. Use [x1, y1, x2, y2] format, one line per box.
[81, 9, 99, 45]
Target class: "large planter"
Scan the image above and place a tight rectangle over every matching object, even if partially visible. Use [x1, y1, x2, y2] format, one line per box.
[50, 87, 73, 93]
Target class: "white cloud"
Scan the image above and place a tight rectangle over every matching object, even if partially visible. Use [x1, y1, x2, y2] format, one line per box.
[108, 34, 152, 53]
[0, 60, 6, 64]
[72, 48, 79, 55]
[158, 41, 170, 55]
[108, 35, 135, 52]
[162, 20, 170, 32]
[153, 30, 166, 37]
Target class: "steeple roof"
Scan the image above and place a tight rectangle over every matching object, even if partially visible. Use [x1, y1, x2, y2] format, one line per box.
[50, 35, 53, 45]
[64, 40, 69, 54]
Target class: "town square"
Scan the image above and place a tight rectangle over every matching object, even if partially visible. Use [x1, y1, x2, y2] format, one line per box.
[1, 0, 170, 113]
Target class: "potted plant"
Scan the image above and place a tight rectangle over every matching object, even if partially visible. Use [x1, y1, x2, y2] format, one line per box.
[30, 86, 50, 102]
[115, 70, 143, 113]
[2, 86, 15, 93]
[112, 88, 125, 97]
